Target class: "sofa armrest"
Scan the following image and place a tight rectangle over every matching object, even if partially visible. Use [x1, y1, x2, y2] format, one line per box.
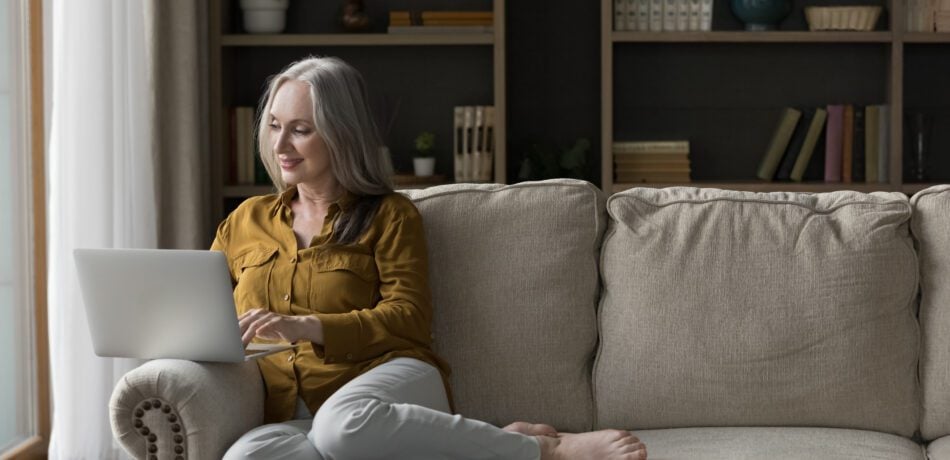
[109, 359, 264, 459]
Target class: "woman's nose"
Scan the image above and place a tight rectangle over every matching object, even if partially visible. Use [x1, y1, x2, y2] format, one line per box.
[273, 130, 290, 153]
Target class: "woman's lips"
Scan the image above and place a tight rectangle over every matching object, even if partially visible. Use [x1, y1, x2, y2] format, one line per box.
[279, 158, 303, 170]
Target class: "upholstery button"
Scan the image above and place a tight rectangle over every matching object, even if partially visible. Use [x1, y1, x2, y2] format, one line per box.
[283, 294, 290, 301]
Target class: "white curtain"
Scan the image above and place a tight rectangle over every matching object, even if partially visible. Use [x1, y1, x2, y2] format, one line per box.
[47, 0, 155, 458]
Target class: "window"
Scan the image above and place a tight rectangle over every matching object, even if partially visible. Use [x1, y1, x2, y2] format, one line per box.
[0, 0, 47, 456]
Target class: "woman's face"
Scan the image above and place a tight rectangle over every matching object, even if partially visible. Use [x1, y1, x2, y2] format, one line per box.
[268, 80, 333, 188]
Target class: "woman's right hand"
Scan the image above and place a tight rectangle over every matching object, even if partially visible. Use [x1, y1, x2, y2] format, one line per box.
[238, 308, 323, 347]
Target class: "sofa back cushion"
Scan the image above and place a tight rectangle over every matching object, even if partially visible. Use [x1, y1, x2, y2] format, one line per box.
[402, 179, 606, 433]
[595, 187, 919, 437]
[913, 185, 950, 441]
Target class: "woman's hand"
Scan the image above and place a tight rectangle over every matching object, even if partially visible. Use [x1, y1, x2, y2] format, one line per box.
[238, 309, 323, 347]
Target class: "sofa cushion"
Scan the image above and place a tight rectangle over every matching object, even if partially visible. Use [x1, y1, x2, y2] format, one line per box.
[401, 179, 606, 433]
[595, 187, 919, 437]
[928, 436, 950, 460]
[912, 185, 950, 441]
[634, 427, 925, 460]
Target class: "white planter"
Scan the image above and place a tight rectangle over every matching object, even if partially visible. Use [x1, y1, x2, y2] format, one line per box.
[240, 0, 290, 34]
[413, 157, 436, 177]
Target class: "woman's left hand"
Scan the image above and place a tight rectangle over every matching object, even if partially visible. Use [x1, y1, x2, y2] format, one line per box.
[238, 308, 321, 347]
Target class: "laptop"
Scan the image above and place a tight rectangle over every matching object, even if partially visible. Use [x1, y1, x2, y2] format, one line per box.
[74, 248, 299, 363]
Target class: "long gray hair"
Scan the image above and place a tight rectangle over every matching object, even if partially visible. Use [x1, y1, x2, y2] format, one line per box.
[257, 56, 394, 244]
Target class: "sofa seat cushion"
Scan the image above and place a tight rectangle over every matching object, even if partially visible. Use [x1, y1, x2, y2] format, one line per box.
[928, 436, 950, 459]
[401, 179, 606, 433]
[634, 427, 924, 460]
[596, 187, 919, 436]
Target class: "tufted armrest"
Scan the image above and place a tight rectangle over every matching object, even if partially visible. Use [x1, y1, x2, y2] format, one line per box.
[109, 359, 264, 459]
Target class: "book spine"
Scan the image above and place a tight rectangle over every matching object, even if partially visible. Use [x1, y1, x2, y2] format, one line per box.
[421, 12, 494, 20]
[453, 106, 464, 182]
[482, 106, 495, 181]
[700, 0, 713, 31]
[688, 0, 701, 30]
[637, 0, 651, 30]
[852, 106, 866, 182]
[790, 108, 828, 182]
[650, 0, 664, 31]
[473, 106, 485, 182]
[663, 0, 678, 31]
[227, 108, 237, 185]
[776, 107, 814, 181]
[824, 104, 844, 182]
[613, 140, 690, 153]
[841, 104, 854, 183]
[676, 0, 690, 31]
[878, 104, 890, 183]
[626, 0, 639, 30]
[757, 107, 802, 181]
[615, 0, 627, 30]
[462, 106, 475, 182]
[865, 105, 880, 183]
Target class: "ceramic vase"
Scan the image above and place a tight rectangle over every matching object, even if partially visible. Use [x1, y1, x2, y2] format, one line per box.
[413, 157, 435, 177]
[240, 0, 290, 34]
[730, 0, 792, 31]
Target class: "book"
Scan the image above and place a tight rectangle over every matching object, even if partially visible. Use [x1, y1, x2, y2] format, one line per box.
[481, 106, 495, 181]
[688, 0, 702, 31]
[473, 106, 486, 182]
[824, 104, 844, 183]
[663, 0, 677, 31]
[878, 104, 889, 183]
[865, 105, 880, 183]
[756, 107, 802, 181]
[649, 0, 663, 31]
[453, 107, 465, 182]
[227, 108, 237, 185]
[616, 172, 691, 182]
[626, 0, 639, 31]
[615, 0, 627, 30]
[775, 107, 815, 181]
[613, 140, 690, 154]
[637, 0, 650, 30]
[676, 0, 690, 31]
[462, 106, 475, 181]
[700, 0, 713, 31]
[841, 105, 854, 183]
[615, 153, 690, 163]
[423, 19, 494, 26]
[852, 106, 866, 182]
[790, 107, 828, 182]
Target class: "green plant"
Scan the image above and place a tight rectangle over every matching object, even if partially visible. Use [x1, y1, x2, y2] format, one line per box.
[517, 138, 591, 181]
[414, 131, 436, 157]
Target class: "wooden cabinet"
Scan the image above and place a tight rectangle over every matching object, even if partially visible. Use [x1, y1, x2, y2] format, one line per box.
[209, 0, 506, 221]
[600, 0, 950, 194]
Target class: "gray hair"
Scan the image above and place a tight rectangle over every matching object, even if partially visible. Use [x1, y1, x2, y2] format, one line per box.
[257, 56, 394, 195]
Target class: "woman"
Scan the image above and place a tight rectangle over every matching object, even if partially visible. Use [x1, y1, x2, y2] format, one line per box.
[215, 56, 647, 460]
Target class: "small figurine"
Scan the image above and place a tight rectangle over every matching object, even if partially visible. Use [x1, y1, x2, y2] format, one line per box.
[341, 0, 371, 32]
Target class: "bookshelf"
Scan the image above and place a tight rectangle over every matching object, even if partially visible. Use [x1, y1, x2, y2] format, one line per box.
[601, 0, 950, 194]
[209, 0, 506, 223]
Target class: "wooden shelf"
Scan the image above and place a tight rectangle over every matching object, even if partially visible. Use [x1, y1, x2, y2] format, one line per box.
[222, 185, 275, 197]
[611, 31, 893, 43]
[902, 183, 945, 194]
[902, 33, 950, 43]
[221, 33, 494, 47]
[612, 182, 898, 194]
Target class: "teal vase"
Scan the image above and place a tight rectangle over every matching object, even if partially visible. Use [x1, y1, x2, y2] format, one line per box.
[730, 0, 792, 31]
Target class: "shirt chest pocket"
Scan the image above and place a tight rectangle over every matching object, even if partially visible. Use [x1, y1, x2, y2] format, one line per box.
[308, 251, 378, 313]
[233, 246, 278, 312]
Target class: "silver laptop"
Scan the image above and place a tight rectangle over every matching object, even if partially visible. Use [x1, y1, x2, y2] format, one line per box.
[74, 248, 298, 362]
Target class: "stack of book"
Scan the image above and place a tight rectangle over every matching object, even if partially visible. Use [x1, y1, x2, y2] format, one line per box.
[907, 0, 950, 31]
[613, 141, 691, 183]
[453, 106, 495, 182]
[228, 106, 268, 185]
[389, 11, 494, 34]
[614, 0, 714, 32]
[755, 104, 890, 183]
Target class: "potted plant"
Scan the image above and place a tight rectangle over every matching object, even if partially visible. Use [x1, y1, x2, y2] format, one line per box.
[240, 0, 290, 34]
[413, 131, 436, 177]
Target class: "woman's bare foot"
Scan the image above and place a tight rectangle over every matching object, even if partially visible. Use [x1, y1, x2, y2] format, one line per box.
[503, 421, 558, 437]
[536, 430, 647, 460]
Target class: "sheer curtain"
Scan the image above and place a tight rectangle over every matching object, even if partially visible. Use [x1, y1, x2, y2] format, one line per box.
[47, 0, 207, 457]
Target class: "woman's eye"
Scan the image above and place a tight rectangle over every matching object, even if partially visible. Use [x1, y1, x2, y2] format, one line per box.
[293, 129, 309, 135]
[268, 123, 279, 130]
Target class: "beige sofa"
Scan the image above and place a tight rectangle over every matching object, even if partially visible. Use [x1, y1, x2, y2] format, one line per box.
[110, 179, 950, 459]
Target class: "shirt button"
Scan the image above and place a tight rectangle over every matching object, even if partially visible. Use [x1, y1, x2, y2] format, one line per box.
[290, 257, 296, 263]
[346, 353, 354, 361]
[283, 294, 290, 301]
[287, 354, 294, 362]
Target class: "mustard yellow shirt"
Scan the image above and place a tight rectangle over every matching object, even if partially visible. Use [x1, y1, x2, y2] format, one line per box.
[211, 187, 453, 423]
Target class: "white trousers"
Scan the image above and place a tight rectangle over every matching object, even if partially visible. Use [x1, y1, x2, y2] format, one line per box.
[223, 357, 541, 460]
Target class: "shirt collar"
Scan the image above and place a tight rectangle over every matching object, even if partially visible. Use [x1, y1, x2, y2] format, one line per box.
[278, 185, 357, 212]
